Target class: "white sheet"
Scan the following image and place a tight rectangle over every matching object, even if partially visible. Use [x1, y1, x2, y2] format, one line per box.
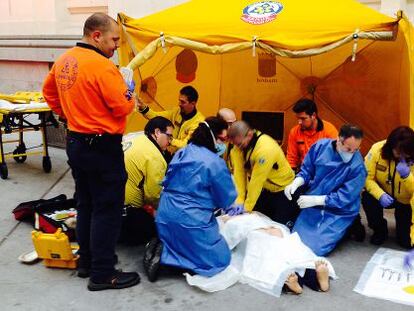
[0, 99, 49, 112]
[186, 212, 337, 297]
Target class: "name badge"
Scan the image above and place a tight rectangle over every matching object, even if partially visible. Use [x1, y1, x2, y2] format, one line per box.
[376, 163, 387, 172]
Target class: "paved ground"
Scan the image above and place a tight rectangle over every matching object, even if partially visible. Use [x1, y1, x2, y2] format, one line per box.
[0, 131, 412, 311]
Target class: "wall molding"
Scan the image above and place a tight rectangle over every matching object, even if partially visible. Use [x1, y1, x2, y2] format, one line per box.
[67, 6, 107, 14]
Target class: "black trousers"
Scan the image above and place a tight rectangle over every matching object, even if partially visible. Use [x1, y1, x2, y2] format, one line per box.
[254, 189, 300, 229]
[362, 191, 412, 248]
[283, 269, 320, 292]
[67, 132, 126, 282]
[298, 269, 320, 291]
[119, 207, 157, 245]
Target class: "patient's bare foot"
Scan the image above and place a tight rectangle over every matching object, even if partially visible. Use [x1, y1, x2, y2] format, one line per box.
[315, 260, 330, 292]
[285, 273, 303, 294]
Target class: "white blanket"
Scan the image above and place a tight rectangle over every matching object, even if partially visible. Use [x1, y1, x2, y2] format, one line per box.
[0, 99, 49, 112]
[354, 248, 414, 307]
[186, 212, 337, 297]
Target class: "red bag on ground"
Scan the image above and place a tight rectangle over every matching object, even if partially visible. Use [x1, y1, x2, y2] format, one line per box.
[12, 194, 67, 222]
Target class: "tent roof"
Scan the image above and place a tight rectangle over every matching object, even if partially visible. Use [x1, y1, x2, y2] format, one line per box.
[119, 0, 397, 50]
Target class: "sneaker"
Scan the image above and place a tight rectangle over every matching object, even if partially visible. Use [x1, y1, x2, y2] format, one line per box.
[144, 240, 163, 282]
[87, 271, 140, 291]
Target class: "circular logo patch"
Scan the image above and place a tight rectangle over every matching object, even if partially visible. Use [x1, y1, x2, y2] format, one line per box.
[56, 56, 78, 91]
[241, 1, 283, 25]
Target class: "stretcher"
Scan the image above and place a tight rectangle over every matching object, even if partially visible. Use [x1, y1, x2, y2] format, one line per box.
[0, 92, 58, 179]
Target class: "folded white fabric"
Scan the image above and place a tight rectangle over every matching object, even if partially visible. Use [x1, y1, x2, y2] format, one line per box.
[0, 99, 48, 112]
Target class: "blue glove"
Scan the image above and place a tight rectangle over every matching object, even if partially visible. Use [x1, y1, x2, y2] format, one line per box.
[379, 193, 394, 208]
[404, 249, 414, 270]
[396, 158, 411, 179]
[125, 80, 135, 100]
[226, 204, 244, 216]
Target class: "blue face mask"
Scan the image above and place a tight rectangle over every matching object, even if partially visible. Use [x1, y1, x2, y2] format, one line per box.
[216, 143, 227, 157]
[338, 149, 354, 163]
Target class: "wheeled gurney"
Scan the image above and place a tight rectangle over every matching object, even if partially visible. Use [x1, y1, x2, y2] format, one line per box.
[0, 92, 58, 179]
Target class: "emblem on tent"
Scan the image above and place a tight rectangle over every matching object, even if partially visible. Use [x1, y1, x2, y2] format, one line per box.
[241, 1, 283, 25]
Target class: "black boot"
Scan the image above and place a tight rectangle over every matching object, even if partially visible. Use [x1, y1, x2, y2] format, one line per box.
[87, 271, 140, 291]
[143, 238, 163, 282]
[348, 217, 366, 242]
[370, 226, 388, 245]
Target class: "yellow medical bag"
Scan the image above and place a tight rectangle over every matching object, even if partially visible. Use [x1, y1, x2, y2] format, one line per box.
[31, 229, 78, 269]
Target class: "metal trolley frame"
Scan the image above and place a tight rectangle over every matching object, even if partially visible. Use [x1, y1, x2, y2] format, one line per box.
[0, 92, 58, 179]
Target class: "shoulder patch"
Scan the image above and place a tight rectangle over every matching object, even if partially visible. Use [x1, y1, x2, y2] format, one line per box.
[366, 152, 372, 161]
[258, 157, 266, 165]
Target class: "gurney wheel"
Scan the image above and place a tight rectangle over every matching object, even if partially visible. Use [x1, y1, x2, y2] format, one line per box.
[0, 164, 8, 179]
[42, 156, 52, 173]
[12, 145, 27, 163]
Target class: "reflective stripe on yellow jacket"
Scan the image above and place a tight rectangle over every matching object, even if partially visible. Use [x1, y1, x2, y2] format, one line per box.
[142, 107, 204, 152]
[231, 132, 295, 212]
[365, 140, 414, 204]
[223, 142, 235, 173]
[124, 134, 167, 209]
[411, 196, 414, 246]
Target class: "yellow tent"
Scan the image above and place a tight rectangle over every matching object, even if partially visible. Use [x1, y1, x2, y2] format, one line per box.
[118, 0, 414, 153]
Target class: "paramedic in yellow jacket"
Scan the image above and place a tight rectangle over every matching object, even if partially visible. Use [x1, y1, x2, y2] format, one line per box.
[136, 86, 204, 154]
[362, 126, 414, 248]
[228, 121, 298, 229]
[120, 117, 174, 245]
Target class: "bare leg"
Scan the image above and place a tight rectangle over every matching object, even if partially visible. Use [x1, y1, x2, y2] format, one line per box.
[258, 227, 284, 238]
[315, 260, 330, 292]
[285, 273, 303, 294]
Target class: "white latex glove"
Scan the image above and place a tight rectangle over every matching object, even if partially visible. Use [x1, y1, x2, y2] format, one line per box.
[297, 195, 326, 209]
[284, 177, 305, 200]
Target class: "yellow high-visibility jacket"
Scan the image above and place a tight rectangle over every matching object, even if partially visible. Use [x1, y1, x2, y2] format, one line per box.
[365, 140, 414, 205]
[223, 142, 235, 173]
[231, 131, 295, 212]
[124, 134, 167, 209]
[140, 106, 204, 152]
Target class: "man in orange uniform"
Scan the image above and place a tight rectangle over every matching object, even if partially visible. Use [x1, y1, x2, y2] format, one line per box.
[286, 99, 338, 172]
[43, 13, 140, 291]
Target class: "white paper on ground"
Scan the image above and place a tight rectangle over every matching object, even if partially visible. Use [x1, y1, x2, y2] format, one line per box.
[354, 247, 414, 307]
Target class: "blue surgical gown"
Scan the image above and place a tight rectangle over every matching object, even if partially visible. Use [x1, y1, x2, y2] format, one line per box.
[293, 139, 367, 256]
[156, 143, 237, 276]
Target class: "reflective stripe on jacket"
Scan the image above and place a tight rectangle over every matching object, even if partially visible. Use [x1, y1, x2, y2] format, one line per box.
[232, 132, 295, 212]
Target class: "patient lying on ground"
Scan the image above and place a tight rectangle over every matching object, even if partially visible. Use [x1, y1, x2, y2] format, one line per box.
[186, 212, 336, 297]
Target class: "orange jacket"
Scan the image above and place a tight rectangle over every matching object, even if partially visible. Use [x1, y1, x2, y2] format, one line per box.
[287, 119, 338, 169]
[42, 43, 134, 134]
